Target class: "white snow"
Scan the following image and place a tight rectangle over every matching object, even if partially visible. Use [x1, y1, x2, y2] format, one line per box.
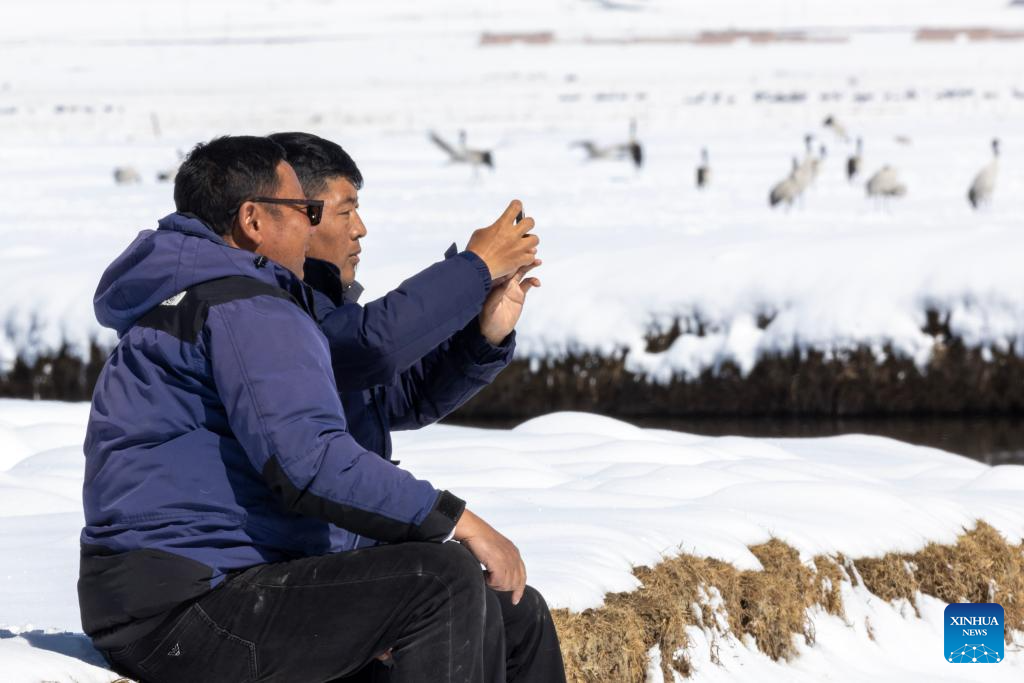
[0, 400, 1022, 680]
[2, 1, 1024, 679]
[1, 1, 1023, 378]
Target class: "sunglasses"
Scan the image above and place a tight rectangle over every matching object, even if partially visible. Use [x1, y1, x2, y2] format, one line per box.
[232, 197, 324, 226]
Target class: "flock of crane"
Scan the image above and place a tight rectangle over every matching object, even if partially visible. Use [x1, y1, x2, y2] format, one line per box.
[427, 121, 645, 172]
[113, 117, 1001, 212]
[766, 116, 1001, 210]
[766, 131, 915, 209]
[426, 116, 1002, 211]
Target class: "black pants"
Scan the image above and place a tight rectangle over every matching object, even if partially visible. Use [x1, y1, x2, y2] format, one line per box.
[105, 542, 566, 683]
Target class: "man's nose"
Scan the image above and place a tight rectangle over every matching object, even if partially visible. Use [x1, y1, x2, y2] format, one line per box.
[352, 210, 367, 238]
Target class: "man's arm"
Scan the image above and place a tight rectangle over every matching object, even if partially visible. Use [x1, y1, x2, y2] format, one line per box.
[381, 318, 514, 430]
[205, 293, 463, 543]
[320, 250, 492, 391]
[318, 200, 537, 391]
[381, 259, 540, 430]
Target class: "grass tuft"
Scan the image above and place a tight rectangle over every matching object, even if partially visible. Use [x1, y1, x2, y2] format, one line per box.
[552, 521, 1024, 682]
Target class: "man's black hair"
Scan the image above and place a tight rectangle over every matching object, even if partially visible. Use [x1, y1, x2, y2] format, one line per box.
[174, 135, 287, 236]
[268, 132, 364, 197]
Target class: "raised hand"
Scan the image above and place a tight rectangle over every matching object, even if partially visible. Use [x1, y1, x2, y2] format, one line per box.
[479, 259, 541, 345]
[466, 200, 538, 282]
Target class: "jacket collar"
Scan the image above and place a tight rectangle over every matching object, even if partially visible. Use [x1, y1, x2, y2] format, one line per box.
[304, 257, 363, 306]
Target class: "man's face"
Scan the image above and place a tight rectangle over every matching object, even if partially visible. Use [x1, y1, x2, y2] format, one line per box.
[257, 161, 315, 278]
[307, 176, 365, 285]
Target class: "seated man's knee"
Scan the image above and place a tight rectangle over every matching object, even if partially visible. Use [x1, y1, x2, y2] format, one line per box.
[519, 585, 550, 615]
[417, 542, 485, 596]
[504, 584, 556, 629]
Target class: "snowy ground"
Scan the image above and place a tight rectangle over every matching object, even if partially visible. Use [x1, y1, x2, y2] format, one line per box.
[2, 3, 1024, 678]
[1, 400, 1023, 681]
[1, 1, 1024, 380]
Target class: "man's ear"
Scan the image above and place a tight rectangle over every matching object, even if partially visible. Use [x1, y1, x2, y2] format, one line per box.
[230, 201, 264, 250]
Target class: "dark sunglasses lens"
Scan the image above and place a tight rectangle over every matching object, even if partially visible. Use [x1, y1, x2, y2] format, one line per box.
[307, 204, 323, 226]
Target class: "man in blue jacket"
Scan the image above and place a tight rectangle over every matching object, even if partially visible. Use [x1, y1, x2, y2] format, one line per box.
[267, 132, 558, 682]
[80, 135, 561, 683]
[268, 131, 541, 464]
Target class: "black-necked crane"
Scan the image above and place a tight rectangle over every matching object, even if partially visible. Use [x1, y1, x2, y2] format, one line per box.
[572, 119, 644, 170]
[809, 144, 827, 185]
[769, 157, 802, 209]
[967, 138, 1000, 210]
[696, 148, 710, 190]
[847, 138, 863, 183]
[428, 130, 494, 171]
[113, 167, 142, 185]
[156, 149, 184, 183]
[792, 134, 816, 194]
[866, 165, 907, 205]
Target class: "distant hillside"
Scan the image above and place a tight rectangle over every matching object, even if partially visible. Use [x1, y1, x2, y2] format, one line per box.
[2, 0, 1023, 43]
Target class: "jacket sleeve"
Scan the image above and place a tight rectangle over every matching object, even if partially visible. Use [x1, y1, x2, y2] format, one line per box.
[384, 318, 515, 431]
[205, 294, 464, 543]
[319, 250, 492, 391]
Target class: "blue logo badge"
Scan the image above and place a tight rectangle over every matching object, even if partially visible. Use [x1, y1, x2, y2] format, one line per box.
[945, 603, 1004, 663]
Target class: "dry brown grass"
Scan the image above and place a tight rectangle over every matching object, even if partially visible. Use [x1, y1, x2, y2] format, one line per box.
[814, 554, 846, 619]
[552, 521, 1024, 682]
[853, 554, 920, 607]
[549, 603, 648, 682]
[855, 521, 1024, 639]
[553, 541, 848, 681]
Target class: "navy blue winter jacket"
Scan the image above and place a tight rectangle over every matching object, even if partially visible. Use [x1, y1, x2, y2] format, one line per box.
[303, 248, 515, 462]
[79, 213, 465, 649]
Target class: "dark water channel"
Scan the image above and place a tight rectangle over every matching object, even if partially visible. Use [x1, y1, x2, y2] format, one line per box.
[448, 415, 1024, 466]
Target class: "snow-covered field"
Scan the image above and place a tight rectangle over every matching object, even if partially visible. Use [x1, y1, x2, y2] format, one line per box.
[2, 2, 1024, 679]
[1, 400, 1023, 680]
[1, 1, 1023, 380]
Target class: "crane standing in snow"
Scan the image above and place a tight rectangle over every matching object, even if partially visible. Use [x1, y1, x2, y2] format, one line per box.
[809, 144, 827, 186]
[428, 129, 494, 172]
[696, 147, 710, 190]
[967, 138, 1000, 210]
[113, 167, 142, 185]
[156, 149, 185, 183]
[769, 157, 802, 209]
[847, 138, 863, 183]
[865, 165, 907, 206]
[572, 118, 644, 170]
[792, 134, 817, 194]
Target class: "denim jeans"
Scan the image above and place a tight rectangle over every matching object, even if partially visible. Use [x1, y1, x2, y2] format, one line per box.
[104, 542, 566, 683]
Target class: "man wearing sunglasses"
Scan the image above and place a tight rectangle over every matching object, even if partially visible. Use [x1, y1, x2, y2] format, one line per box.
[268, 132, 562, 682]
[80, 135, 547, 683]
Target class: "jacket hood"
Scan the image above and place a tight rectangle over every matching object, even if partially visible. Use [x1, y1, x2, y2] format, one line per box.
[94, 212, 306, 336]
